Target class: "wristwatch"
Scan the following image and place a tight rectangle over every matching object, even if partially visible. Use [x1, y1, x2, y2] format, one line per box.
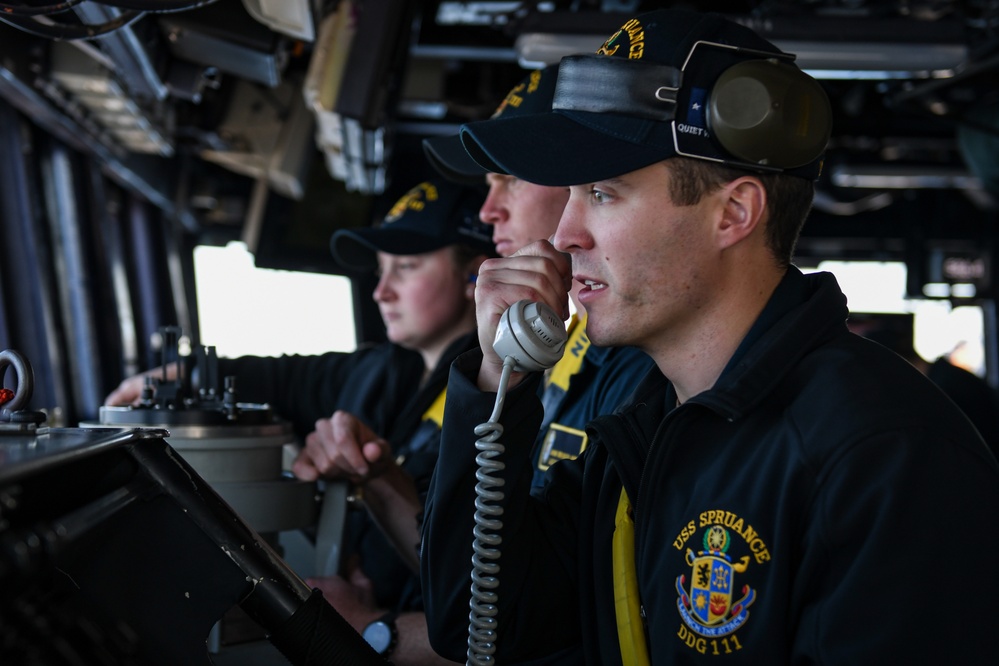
[362, 611, 398, 657]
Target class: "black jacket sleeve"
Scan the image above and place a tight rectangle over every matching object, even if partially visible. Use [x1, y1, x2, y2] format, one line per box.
[218, 344, 424, 441]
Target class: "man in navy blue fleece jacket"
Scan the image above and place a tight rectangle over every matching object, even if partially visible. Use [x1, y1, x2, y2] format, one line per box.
[421, 8, 999, 664]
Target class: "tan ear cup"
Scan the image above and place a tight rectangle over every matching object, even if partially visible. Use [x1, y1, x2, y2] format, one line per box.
[709, 59, 832, 169]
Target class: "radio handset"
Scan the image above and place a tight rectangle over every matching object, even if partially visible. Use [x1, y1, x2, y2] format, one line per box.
[467, 300, 567, 665]
[492, 299, 568, 372]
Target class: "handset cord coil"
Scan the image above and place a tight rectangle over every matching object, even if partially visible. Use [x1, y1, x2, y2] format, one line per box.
[467, 355, 517, 666]
[467, 301, 567, 665]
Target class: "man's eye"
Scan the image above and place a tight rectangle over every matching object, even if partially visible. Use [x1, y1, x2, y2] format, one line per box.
[591, 188, 610, 203]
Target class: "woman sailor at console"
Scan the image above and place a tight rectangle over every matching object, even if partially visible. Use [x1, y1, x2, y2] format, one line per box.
[105, 178, 494, 665]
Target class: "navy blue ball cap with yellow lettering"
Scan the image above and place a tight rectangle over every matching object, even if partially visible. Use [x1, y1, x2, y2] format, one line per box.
[331, 179, 493, 273]
[422, 63, 560, 183]
[458, 9, 832, 187]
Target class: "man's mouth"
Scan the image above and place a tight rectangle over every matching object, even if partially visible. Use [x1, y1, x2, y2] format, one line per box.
[583, 279, 607, 291]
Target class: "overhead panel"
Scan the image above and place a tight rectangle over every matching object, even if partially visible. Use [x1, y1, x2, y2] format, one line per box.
[71, 3, 169, 102]
[304, 1, 357, 184]
[200, 78, 314, 201]
[49, 42, 173, 157]
[331, 0, 415, 194]
[159, 6, 285, 88]
[241, 0, 317, 42]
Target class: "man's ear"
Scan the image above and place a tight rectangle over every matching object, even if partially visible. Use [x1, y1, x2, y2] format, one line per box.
[716, 176, 766, 250]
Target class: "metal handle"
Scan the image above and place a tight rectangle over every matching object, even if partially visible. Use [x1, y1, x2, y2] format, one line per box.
[0, 349, 34, 415]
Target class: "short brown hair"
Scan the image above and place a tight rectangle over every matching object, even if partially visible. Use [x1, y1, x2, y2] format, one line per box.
[664, 158, 815, 267]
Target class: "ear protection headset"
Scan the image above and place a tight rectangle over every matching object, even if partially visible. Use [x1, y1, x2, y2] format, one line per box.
[455, 207, 496, 256]
[553, 40, 832, 176]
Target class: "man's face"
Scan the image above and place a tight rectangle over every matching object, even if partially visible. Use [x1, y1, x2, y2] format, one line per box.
[553, 161, 724, 353]
[480, 173, 569, 257]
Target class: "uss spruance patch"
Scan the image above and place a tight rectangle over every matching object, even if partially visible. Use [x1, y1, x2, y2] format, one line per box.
[671, 512, 772, 655]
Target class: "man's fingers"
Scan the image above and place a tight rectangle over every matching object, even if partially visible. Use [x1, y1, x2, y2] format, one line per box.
[328, 412, 371, 476]
[509, 239, 573, 290]
[291, 454, 319, 481]
[362, 441, 385, 465]
[302, 429, 333, 474]
[305, 411, 382, 479]
[476, 242, 573, 317]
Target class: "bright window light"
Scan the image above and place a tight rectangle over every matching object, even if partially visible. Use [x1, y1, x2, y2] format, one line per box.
[951, 284, 978, 299]
[193, 241, 356, 358]
[809, 260, 986, 377]
[814, 260, 908, 312]
[923, 283, 952, 298]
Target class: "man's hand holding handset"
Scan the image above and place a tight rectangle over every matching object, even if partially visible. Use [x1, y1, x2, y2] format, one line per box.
[472, 239, 573, 392]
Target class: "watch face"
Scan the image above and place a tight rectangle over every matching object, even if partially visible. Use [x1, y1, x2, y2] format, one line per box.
[363, 620, 392, 653]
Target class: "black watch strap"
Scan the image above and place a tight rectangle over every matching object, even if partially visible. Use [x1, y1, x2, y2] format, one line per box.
[362, 611, 398, 657]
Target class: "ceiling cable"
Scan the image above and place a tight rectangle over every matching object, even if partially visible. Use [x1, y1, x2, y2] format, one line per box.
[0, 9, 143, 40]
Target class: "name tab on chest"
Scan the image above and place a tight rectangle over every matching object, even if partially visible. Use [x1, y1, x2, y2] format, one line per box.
[536, 423, 589, 472]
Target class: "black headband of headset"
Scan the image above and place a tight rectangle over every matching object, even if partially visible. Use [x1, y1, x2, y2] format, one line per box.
[552, 41, 831, 176]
